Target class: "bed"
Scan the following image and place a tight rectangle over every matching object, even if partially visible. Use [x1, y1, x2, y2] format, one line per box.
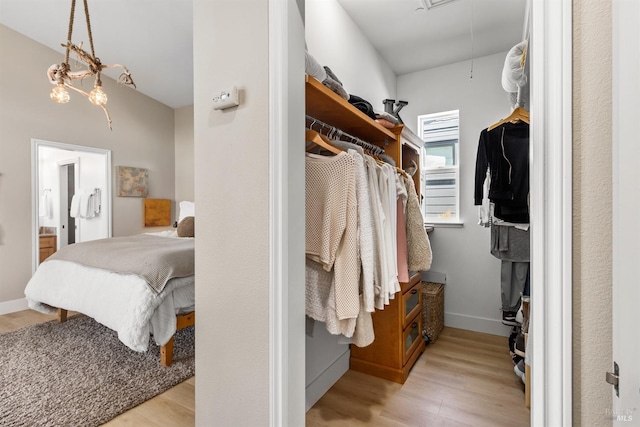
[24, 205, 196, 367]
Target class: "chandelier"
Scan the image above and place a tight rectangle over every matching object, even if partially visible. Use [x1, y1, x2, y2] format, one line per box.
[47, 0, 136, 130]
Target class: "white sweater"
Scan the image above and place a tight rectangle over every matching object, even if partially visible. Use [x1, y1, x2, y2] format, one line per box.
[305, 152, 360, 320]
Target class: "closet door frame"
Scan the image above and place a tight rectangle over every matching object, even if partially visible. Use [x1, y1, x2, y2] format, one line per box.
[266, 0, 573, 425]
[268, 1, 306, 426]
[529, 0, 573, 425]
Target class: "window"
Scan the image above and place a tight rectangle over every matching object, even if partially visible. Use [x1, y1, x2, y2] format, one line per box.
[418, 110, 460, 223]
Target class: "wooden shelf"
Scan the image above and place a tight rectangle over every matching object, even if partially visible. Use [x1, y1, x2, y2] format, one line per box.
[305, 75, 396, 146]
[305, 73, 425, 385]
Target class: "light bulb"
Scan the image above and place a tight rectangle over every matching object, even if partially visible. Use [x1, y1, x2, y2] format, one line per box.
[50, 84, 70, 103]
[89, 85, 108, 106]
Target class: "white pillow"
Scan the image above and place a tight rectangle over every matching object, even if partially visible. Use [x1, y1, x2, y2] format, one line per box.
[178, 201, 195, 222]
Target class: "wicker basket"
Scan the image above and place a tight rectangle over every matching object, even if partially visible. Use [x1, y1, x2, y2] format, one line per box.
[422, 282, 444, 343]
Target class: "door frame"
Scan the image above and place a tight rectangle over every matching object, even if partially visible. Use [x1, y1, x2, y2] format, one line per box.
[31, 139, 112, 272]
[611, 0, 640, 418]
[529, 0, 573, 424]
[265, 0, 574, 424]
[57, 158, 80, 248]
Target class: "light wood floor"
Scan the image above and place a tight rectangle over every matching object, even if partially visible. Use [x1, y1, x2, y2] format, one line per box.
[2, 310, 528, 426]
[307, 327, 530, 427]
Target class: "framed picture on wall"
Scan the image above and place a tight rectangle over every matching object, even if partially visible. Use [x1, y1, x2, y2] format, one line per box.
[116, 166, 149, 197]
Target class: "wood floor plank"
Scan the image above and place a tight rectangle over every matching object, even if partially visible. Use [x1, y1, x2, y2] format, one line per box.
[123, 394, 194, 426]
[306, 326, 529, 426]
[101, 410, 163, 427]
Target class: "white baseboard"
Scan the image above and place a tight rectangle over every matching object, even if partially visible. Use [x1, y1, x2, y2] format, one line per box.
[305, 349, 350, 411]
[0, 298, 29, 315]
[445, 311, 513, 337]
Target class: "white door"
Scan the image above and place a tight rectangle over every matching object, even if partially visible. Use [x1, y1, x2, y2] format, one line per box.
[611, 0, 640, 423]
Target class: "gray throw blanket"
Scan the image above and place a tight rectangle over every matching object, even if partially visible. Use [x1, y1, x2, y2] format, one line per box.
[47, 234, 195, 294]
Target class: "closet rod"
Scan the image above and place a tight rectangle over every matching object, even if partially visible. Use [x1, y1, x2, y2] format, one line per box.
[305, 114, 384, 156]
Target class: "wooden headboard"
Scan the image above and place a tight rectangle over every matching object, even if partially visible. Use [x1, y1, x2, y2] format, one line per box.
[143, 199, 171, 226]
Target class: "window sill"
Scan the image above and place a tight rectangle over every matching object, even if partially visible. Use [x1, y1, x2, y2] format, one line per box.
[424, 222, 464, 229]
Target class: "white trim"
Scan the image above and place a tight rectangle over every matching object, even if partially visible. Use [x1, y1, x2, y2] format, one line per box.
[444, 312, 512, 337]
[268, 1, 305, 426]
[0, 298, 29, 315]
[304, 350, 350, 411]
[269, 0, 285, 421]
[269, 0, 285, 420]
[31, 139, 112, 273]
[530, 0, 572, 425]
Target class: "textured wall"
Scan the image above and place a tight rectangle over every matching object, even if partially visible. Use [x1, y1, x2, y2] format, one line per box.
[193, 1, 271, 424]
[174, 105, 194, 204]
[0, 24, 175, 305]
[572, 0, 613, 425]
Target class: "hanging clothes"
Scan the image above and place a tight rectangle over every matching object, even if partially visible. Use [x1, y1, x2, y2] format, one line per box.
[378, 162, 400, 302]
[305, 152, 360, 321]
[364, 156, 389, 310]
[474, 121, 530, 223]
[348, 149, 376, 313]
[304, 124, 432, 343]
[402, 175, 432, 271]
[396, 198, 410, 283]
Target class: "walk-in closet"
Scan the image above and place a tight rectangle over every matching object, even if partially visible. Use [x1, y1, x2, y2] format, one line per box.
[303, 0, 532, 425]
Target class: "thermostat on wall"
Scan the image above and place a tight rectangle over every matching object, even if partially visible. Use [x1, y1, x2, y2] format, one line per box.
[213, 86, 239, 110]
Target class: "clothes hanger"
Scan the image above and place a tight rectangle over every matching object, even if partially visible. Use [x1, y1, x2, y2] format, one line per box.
[305, 129, 343, 155]
[396, 167, 409, 178]
[487, 106, 530, 131]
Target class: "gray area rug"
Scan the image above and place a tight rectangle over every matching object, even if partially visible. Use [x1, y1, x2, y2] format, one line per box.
[0, 315, 194, 426]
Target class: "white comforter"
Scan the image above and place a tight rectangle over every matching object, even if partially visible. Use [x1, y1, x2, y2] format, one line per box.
[24, 232, 195, 352]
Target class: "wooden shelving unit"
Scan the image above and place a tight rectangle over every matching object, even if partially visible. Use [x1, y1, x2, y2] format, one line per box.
[305, 74, 426, 384]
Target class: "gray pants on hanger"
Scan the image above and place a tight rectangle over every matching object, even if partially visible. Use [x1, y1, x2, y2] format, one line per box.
[501, 261, 529, 312]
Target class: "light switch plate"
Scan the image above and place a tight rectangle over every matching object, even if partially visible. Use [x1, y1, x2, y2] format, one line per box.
[213, 86, 239, 110]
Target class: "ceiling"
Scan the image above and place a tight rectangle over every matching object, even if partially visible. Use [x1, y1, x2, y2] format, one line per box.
[336, 0, 527, 75]
[0, 0, 194, 109]
[0, 0, 526, 109]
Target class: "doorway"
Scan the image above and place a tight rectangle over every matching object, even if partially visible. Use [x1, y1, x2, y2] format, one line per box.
[57, 159, 78, 248]
[31, 139, 112, 272]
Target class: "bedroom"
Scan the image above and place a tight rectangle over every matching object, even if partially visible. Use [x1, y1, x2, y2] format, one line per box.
[0, 0, 630, 426]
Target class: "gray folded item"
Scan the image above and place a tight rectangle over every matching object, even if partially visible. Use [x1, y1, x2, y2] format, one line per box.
[305, 50, 349, 100]
[324, 66, 343, 86]
[305, 50, 326, 82]
[323, 77, 349, 100]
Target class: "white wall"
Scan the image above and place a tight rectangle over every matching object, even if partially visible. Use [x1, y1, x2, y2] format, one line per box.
[174, 105, 194, 204]
[37, 146, 109, 246]
[0, 24, 176, 305]
[305, 0, 396, 109]
[193, 1, 272, 425]
[397, 52, 514, 336]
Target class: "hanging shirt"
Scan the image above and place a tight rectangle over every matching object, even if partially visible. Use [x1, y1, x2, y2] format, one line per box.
[402, 175, 433, 272]
[348, 150, 376, 313]
[474, 121, 530, 223]
[364, 156, 388, 310]
[305, 152, 360, 320]
[396, 176, 410, 283]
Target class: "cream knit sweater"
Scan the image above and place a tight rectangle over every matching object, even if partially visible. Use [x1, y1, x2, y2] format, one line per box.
[402, 175, 433, 271]
[305, 152, 360, 320]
